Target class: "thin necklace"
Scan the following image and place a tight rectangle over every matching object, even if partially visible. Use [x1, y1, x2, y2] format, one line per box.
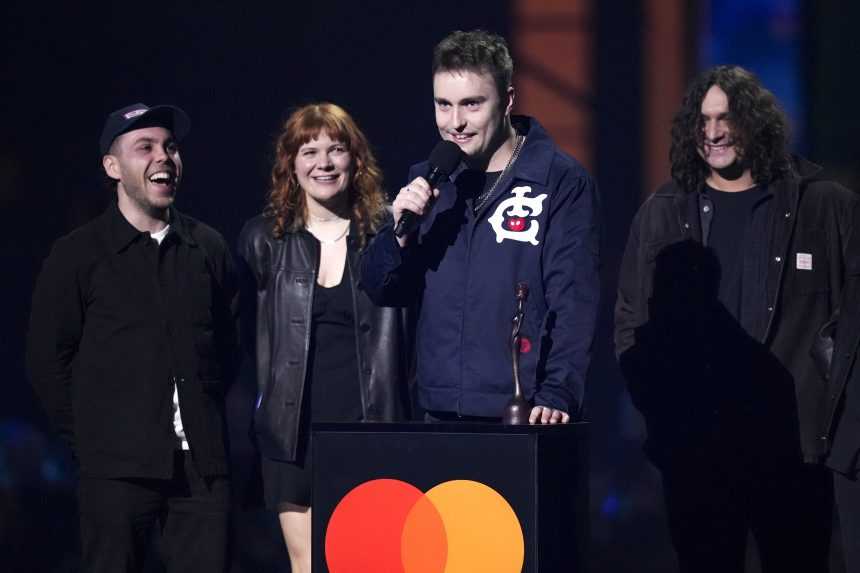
[307, 220, 350, 244]
[473, 134, 525, 214]
[308, 212, 343, 222]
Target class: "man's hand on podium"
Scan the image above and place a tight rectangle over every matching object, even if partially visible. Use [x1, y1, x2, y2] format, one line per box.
[529, 406, 570, 424]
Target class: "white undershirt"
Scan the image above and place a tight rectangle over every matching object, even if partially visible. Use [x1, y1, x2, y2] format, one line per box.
[150, 226, 189, 451]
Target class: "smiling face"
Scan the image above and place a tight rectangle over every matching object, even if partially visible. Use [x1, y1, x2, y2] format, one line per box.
[103, 126, 182, 221]
[294, 130, 354, 213]
[698, 85, 741, 172]
[433, 69, 513, 168]
[698, 84, 755, 190]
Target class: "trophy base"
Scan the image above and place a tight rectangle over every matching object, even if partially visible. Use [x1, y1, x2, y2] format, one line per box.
[502, 397, 531, 425]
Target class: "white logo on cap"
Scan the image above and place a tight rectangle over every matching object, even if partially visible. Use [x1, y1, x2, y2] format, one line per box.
[123, 109, 148, 119]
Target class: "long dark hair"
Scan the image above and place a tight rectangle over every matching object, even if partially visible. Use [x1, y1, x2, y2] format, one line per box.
[670, 65, 793, 192]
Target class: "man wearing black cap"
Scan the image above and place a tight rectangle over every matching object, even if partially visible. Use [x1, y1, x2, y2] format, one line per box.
[27, 103, 239, 572]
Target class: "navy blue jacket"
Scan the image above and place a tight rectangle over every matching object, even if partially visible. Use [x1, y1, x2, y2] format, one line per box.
[361, 116, 601, 417]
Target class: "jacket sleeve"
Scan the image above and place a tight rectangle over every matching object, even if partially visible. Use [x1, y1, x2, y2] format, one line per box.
[236, 221, 259, 361]
[360, 226, 426, 307]
[532, 170, 601, 417]
[359, 167, 426, 307]
[25, 238, 84, 454]
[818, 196, 860, 383]
[614, 208, 643, 360]
[210, 235, 241, 389]
[236, 218, 279, 413]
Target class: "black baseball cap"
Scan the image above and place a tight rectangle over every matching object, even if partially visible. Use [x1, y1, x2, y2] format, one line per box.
[100, 103, 190, 155]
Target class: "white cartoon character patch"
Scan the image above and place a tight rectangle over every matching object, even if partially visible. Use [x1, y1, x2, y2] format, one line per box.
[487, 185, 548, 245]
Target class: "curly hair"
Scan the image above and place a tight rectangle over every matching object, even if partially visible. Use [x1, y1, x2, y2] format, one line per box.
[266, 103, 386, 245]
[432, 29, 513, 97]
[670, 65, 793, 193]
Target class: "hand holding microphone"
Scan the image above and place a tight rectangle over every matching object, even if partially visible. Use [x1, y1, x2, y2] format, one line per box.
[393, 141, 463, 246]
[392, 177, 436, 247]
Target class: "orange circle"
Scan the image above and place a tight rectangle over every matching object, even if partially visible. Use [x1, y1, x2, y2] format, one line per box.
[424, 480, 524, 573]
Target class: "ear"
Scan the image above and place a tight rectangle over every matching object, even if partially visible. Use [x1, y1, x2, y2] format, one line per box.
[504, 85, 515, 117]
[102, 154, 121, 182]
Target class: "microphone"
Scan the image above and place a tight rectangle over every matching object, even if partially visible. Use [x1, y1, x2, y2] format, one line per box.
[393, 140, 463, 238]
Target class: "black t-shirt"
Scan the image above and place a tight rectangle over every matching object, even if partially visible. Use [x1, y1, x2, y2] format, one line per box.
[308, 265, 363, 422]
[456, 169, 502, 213]
[706, 184, 768, 321]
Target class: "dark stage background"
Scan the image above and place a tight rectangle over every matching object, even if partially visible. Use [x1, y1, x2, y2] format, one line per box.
[2, 1, 859, 572]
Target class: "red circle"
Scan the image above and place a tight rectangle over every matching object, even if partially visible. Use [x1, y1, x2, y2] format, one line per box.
[325, 479, 424, 572]
[519, 337, 532, 354]
[506, 217, 526, 232]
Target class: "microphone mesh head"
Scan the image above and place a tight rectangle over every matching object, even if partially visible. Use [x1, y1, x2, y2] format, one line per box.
[429, 140, 464, 174]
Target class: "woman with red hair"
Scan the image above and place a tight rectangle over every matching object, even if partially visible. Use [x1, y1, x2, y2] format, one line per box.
[238, 103, 411, 572]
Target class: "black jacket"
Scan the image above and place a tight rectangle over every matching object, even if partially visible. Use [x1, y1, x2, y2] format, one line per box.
[615, 158, 856, 464]
[27, 203, 239, 479]
[237, 215, 411, 462]
[814, 201, 860, 473]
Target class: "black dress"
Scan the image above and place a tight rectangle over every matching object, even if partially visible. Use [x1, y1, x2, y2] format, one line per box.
[261, 266, 362, 509]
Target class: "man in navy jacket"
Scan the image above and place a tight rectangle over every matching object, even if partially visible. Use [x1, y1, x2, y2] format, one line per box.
[361, 30, 600, 423]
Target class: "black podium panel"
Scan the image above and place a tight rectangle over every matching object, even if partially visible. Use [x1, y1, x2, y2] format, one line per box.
[312, 422, 588, 573]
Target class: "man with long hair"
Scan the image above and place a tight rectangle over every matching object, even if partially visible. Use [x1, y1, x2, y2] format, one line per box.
[361, 30, 600, 424]
[615, 66, 856, 571]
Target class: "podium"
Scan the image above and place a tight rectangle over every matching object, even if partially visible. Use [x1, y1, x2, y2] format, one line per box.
[312, 422, 589, 573]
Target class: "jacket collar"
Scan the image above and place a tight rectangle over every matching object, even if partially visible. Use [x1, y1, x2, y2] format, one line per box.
[508, 115, 556, 187]
[659, 154, 821, 198]
[790, 155, 823, 180]
[106, 201, 196, 253]
[447, 115, 557, 187]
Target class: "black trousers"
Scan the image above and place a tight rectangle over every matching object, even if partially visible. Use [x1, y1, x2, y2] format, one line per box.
[660, 453, 833, 573]
[834, 470, 860, 573]
[78, 451, 230, 573]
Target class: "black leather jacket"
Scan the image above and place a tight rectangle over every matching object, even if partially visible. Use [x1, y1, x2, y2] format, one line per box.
[238, 215, 411, 461]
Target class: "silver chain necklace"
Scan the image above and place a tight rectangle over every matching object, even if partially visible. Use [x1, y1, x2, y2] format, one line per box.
[307, 220, 350, 244]
[473, 134, 525, 214]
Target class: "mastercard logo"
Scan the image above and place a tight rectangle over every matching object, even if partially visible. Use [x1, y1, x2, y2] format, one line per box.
[325, 478, 525, 573]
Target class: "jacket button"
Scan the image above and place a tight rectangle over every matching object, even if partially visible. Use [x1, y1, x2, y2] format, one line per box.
[360, 323, 371, 333]
[363, 368, 372, 376]
[774, 256, 781, 263]
[703, 205, 711, 213]
[767, 306, 774, 312]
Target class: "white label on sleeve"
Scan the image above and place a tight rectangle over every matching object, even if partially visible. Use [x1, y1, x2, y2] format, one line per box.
[796, 253, 813, 270]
